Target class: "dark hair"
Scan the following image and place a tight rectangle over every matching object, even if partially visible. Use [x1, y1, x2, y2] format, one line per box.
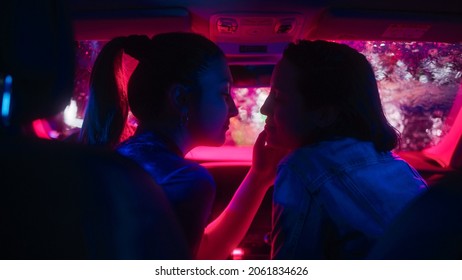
[79, 32, 225, 148]
[283, 40, 399, 152]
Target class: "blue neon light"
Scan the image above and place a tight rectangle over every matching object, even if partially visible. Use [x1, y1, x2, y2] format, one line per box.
[2, 75, 12, 121]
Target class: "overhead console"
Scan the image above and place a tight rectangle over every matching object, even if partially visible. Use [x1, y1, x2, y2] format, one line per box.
[209, 13, 305, 64]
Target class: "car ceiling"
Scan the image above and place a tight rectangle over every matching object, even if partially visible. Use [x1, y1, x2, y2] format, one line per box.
[69, 0, 462, 63]
[69, 0, 462, 15]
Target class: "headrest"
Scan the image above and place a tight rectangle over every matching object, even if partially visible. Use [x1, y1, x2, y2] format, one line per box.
[0, 0, 75, 127]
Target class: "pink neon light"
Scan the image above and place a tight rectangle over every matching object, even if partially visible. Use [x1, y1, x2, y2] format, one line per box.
[32, 119, 51, 139]
[231, 248, 245, 256]
[185, 146, 252, 162]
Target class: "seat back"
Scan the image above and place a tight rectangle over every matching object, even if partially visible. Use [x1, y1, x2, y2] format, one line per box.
[367, 173, 462, 259]
[0, 137, 190, 259]
[0, 0, 189, 259]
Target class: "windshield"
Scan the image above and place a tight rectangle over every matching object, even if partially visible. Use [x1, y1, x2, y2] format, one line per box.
[60, 40, 462, 152]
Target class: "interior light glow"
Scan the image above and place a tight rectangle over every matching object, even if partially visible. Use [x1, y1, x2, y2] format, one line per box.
[231, 248, 245, 260]
[186, 146, 252, 162]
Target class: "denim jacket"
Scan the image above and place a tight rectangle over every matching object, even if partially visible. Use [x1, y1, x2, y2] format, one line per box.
[271, 138, 428, 259]
[117, 131, 216, 256]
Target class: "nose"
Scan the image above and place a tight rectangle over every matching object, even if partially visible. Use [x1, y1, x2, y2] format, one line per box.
[260, 94, 272, 116]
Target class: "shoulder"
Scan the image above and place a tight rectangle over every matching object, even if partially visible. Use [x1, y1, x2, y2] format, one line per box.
[154, 159, 217, 202]
[276, 138, 402, 190]
[277, 139, 346, 177]
[280, 138, 357, 164]
[173, 160, 216, 187]
[117, 135, 216, 196]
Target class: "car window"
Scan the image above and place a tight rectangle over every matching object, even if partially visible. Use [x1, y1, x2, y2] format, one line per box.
[340, 41, 462, 152]
[59, 40, 462, 153]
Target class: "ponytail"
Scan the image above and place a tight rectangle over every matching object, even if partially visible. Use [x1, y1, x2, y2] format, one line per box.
[80, 35, 150, 148]
[80, 33, 225, 148]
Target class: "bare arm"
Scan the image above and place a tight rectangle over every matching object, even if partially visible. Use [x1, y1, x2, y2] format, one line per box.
[196, 131, 289, 259]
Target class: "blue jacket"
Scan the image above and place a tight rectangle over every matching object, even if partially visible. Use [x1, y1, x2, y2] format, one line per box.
[117, 131, 215, 256]
[271, 138, 428, 259]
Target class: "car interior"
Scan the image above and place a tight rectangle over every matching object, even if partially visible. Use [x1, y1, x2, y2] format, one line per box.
[1, 0, 191, 260]
[3, 0, 462, 259]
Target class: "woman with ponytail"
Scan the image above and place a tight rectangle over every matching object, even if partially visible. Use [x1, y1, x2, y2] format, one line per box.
[80, 32, 287, 259]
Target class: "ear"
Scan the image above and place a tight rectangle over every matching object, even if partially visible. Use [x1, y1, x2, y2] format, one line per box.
[312, 105, 339, 128]
[167, 83, 191, 113]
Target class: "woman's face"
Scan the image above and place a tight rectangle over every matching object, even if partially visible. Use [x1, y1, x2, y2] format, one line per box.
[260, 58, 318, 149]
[190, 57, 238, 146]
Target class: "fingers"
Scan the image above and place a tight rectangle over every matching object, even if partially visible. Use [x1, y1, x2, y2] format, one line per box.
[252, 131, 268, 165]
[254, 130, 267, 148]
